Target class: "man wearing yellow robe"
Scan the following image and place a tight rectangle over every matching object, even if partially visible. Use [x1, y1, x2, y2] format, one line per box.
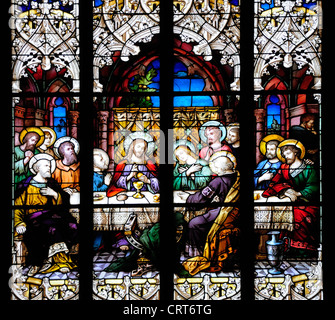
[14, 154, 78, 276]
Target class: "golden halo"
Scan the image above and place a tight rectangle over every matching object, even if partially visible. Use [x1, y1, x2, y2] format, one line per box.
[209, 150, 237, 174]
[40, 127, 57, 147]
[19, 127, 45, 147]
[276, 139, 305, 163]
[259, 134, 284, 155]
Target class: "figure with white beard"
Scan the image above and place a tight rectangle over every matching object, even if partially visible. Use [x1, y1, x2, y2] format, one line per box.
[52, 137, 80, 195]
[14, 153, 78, 276]
[254, 134, 284, 190]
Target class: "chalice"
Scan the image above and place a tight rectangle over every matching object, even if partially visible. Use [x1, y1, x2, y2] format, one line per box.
[133, 180, 144, 199]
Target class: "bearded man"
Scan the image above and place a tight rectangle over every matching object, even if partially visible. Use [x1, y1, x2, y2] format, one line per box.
[52, 137, 80, 195]
[14, 127, 44, 189]
[263, 139, 320, 255]
[14, 154, 78, 276]
[107, 132, 159, 197]
[177, 151, 240, 275]
[254, 134, 284, 190]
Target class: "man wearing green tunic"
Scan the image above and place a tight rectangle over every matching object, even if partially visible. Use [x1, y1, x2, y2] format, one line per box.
[262, 139, 319, 202]
[14, 127, 44, 190]
[263, 139, 320, 255]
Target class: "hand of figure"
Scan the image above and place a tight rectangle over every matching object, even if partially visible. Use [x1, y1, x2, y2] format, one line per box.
[63, 187, 78, 195]
[186, 164, 202, 176]
[40, 187, 58, 200]
[138, 174, 150, 184]
[259, 172, 274, 182]
[177, 191, 189, 201]
[178, 167, 187, 174]
[119, 245, 129, 251]
[284, 188, 300, 202]
[104, 173, 112, 185]
[23, 150, 34, 165]
[127, 165, 138, 181]
[304, 158, 314, 165]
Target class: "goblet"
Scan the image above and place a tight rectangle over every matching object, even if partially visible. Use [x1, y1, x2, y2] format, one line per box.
[133, 180, 144, 199]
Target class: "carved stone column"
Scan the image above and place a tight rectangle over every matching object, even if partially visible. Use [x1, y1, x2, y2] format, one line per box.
[223, 108, 236, 124]
[24, 107, 36, 127]
[68, 110, 80, 139]
[97, 110, 110, 151]
[35, 108, 45, 127]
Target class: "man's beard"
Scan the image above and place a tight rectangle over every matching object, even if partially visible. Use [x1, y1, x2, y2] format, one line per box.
[134, 150, 145, 160]
[285, 157, 294, 165]
[41, 171, 51, 179]
[266, 152, 276, 159]
[25, 142, 36, 151]
[64, 153, 78, 165]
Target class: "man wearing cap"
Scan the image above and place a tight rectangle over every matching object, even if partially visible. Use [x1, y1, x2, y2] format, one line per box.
[14, 154, 78, 276]
[254, 134, 284, 190]
[14, 127, 44, 189]
[52, 136, 80, 194]
[262, 139, 319, 255]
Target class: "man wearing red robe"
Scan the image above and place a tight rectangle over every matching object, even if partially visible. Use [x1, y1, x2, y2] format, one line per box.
[262, 139, 320, 256]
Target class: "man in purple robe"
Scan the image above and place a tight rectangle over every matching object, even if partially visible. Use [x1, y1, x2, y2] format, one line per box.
[177, 151, 239, 257]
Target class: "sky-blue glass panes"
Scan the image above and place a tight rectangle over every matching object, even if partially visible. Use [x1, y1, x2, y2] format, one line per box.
[260, 0, 316, 10]
[94, 0, 104, 7]
[53, 100, 67, 138]
[267, 104, 281, 129]
[151, 96, 160, 107]
[173, 61, 205, 92]
[173, 96, 213, 107]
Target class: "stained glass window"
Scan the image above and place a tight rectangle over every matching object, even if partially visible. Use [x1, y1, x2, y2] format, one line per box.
[172, 0, 241, 296]
[92, 0, 161, 300]
[8, 0, 326, 304]
[10, 0, 80, 300]
[253, 0, 323, 300]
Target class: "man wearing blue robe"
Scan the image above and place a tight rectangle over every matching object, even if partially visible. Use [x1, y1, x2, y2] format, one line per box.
[254, 135, 283, 190]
